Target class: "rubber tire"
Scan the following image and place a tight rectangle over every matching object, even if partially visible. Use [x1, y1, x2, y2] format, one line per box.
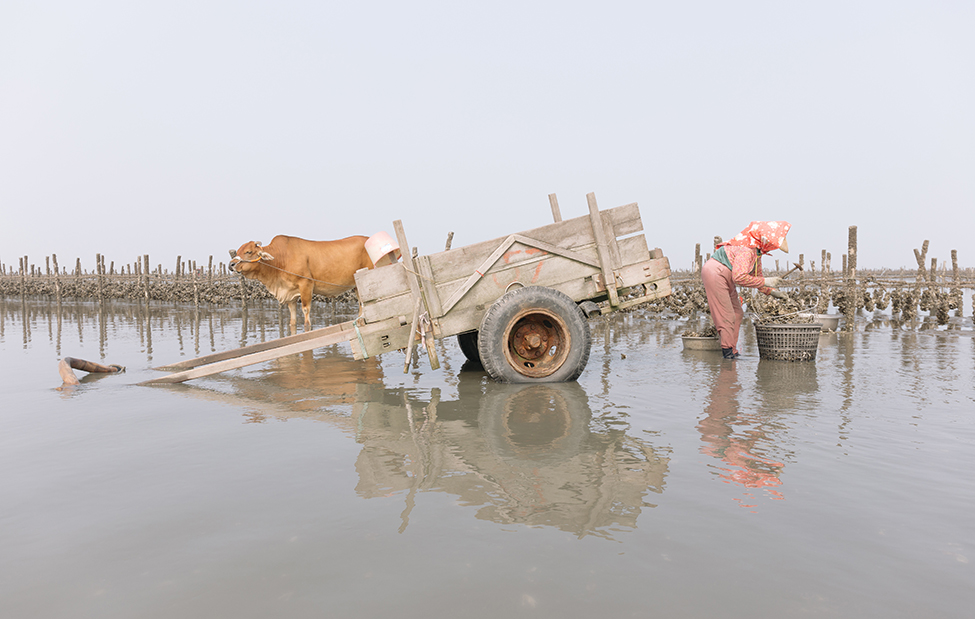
[457, 331, 481, 365]
[477, 286, 591, 383]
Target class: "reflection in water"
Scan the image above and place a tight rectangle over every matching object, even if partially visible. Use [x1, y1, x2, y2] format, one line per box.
[698, 361, 813, 506]
[5, 298, 670, 536]
[351, 376, 669, 538]
[185, 356, 669, 539]
[755, 360, 819, 413]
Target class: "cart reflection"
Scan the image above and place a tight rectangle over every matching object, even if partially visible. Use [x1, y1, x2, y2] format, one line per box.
[351, 374, 669, 537]
[179, 351, 669, 538]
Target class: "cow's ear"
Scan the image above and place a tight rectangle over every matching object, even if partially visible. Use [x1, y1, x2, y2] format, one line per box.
[259, 251, 275, 261]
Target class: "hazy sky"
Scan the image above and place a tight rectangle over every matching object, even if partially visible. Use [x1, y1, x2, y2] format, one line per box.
[2, 1, 973, 274]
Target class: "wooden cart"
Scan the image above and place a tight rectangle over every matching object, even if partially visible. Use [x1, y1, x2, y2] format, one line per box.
[143, 192, 671, 385]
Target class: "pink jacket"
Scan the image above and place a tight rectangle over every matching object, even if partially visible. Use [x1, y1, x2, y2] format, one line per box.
[725, 246, 772, 294]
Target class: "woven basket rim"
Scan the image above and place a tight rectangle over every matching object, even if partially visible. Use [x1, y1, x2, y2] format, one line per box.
[755, 323, 823, 330]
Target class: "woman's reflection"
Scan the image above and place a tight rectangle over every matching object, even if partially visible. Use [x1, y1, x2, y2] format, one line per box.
[698, 362, 786, 503]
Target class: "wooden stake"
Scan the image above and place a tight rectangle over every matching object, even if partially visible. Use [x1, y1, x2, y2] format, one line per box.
[548, 193, 562, 223]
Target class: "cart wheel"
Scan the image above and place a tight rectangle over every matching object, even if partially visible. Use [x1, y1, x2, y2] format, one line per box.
[457, 331, 481, 365]
[477, 286, 591, 383]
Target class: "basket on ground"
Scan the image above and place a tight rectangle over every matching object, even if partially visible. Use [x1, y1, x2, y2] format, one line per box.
[754, 323, 822, 362]
[681, 336, 721, 351]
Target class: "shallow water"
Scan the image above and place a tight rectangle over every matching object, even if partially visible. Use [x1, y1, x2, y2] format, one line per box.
[2, 297, 974, 618]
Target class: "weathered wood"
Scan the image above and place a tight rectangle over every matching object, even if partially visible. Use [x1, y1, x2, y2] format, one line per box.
[353, 317, 411, 359]
[548, 193, 562, 222]
[415, 254, 444, 326]
[362, 232, 614, 317]
[600, 209, 624, 270]
[403, 297, 421, 373]
[844, 226, 857, 331]
[143, 255, 150, 302]
[144, 316, 404, 384]
[421, 202, 641, 285]
[359, 232, 652, 327]
[439, 235, 520, 315]
[422, 313, 439, 370]
[393, 220, 423, 307]
[355, 261, 411, 310]
[52, 254, 61, 301]
[433, 254, 671, 339]
[153, 321, 356, 371]
[587, 193, 619, 306]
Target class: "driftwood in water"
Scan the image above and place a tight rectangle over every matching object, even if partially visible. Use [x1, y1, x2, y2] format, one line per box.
[58, 357, 125, 386]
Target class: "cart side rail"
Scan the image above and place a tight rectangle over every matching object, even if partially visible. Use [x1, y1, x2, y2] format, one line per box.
[354, 201, 671, 348]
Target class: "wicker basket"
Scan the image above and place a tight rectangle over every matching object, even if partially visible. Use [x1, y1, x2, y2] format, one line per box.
[754, 323, 822, 361]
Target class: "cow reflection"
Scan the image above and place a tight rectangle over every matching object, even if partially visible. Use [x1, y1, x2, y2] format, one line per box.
[217, 347, 384, 422]
[352, 375, 669, 538]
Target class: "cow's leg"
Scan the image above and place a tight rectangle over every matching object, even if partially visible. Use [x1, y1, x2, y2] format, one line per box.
[286, 298, 298, 329]
[299, 282, 314, 330]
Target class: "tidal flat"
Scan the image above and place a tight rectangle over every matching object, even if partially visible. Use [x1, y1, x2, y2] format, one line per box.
[2, 297, 973, 618]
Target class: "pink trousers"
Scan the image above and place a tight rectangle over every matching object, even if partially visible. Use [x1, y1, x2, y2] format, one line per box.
[701, 259, 744, 353]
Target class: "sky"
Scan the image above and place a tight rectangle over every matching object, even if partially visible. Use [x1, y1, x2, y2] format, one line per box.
[2, 1, 973, 275]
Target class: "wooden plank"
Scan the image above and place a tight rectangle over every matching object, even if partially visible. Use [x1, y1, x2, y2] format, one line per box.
[421, 314, 439, 370]
[440, 235, 517, 315]
[617, 234, 650, 266]
[602, 209, 624, 270]
[154, 321, 357, 371]
[361, 285, 416, 325]
[438, 233, 605, 316]
[355, 261, 409, 306]
[403, 297, 421, 372]
[415, 254, 444, 322]
[587, 192, 619, 306]
[353, 323, 412, 359]
[512, 235, 601, 269]
[548, 193, 562, 222]
[143, 322, 360, 384]
[587, 279, 674, 316]
[144, 316, 408, 384]
[615, 256, 671, 289]
[424, 202, 642, 284]
[393, 220, 423, 308]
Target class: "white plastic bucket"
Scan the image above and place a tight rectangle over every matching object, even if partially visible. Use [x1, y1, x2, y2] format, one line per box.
[365, 231, 402, 267]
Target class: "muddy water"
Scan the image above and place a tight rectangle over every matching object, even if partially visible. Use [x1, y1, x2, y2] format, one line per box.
[2, 298, 974, 618]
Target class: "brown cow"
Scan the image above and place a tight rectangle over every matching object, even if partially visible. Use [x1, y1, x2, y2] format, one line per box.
[229, 235, 374, 330]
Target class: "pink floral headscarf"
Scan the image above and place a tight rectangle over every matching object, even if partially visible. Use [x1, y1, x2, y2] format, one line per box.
[719, 221, 791, 255]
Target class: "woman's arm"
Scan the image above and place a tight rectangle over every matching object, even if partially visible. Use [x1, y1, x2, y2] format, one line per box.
[729, 247, 772, 294]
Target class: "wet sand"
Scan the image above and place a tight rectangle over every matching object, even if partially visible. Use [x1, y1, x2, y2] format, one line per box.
[1, 298, 974, 618]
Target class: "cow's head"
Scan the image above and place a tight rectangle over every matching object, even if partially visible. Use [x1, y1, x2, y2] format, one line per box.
[229, 241, 274, 274]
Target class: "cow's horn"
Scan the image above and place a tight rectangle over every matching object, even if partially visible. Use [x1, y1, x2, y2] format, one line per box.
[229, 249, 237, 258]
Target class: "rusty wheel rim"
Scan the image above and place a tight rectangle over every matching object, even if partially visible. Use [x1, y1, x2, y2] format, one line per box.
[502, 308, 571, 378]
